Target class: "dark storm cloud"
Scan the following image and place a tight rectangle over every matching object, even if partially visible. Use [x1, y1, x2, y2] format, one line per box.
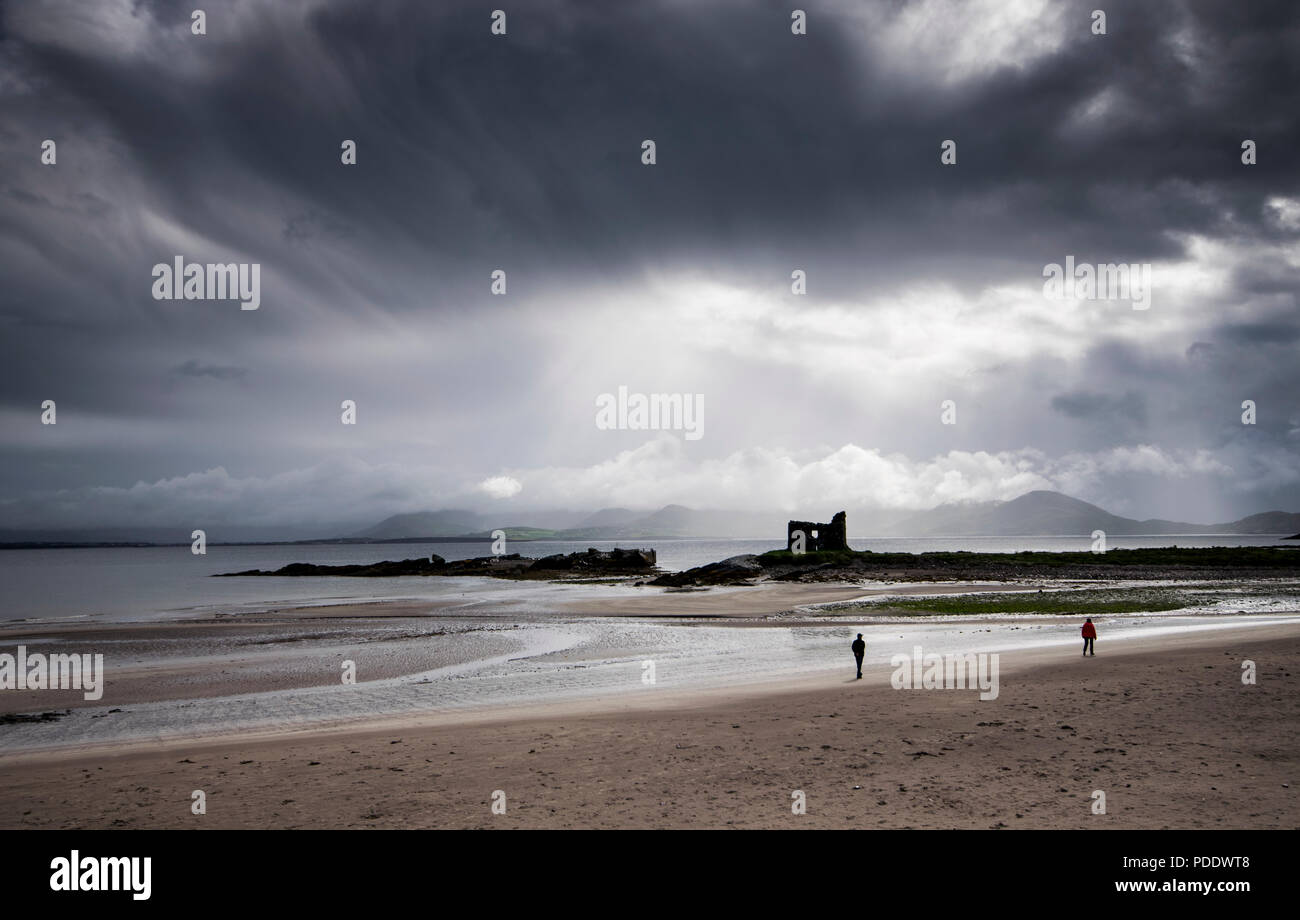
[1050, 390, 1147, 424]
[1, 0, 1298, 530]
[1214, 321, 1300, 345]
[169, 359, 247, 381]
[6, 0, 1299, 306]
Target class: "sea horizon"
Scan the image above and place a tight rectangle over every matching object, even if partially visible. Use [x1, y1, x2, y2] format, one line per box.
[1, 534, 1295, 624]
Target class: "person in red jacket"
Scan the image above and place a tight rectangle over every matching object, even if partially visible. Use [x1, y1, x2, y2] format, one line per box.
[1081, 618, 1097, 656]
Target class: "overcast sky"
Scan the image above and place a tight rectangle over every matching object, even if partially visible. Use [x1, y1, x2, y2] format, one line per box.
[2, 0, 1298, 536]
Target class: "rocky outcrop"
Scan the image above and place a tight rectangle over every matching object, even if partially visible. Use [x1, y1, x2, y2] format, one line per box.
[217, 547, 658, 580]
[529, 547, 657, 572]
[651, 545, 1300, 586]
[649, 554, 763, 587]
[218, 557, 448, 577]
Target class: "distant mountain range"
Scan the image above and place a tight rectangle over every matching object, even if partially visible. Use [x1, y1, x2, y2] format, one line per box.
[352, 505, 788, 541]
[5, 491, 1298, 548]
[354, 491, 1300, 541]
[876, 490, 1300, 537]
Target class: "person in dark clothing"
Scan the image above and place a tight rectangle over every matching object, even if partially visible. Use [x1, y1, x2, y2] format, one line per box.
[1081, 618, 1097, 656]
[851, 633, 866, 679]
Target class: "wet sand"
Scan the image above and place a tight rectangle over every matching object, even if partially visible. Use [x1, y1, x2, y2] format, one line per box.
[561, 580, 1049, 618]
[1, 624, 1296, 829]
[0, 581, 1038, 712]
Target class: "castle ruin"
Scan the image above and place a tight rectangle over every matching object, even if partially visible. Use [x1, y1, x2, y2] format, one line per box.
[786, 511, 848, 552]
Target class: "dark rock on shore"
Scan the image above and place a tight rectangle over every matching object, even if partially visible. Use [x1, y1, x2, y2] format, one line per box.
[530, 547, 657, 572]
[218, 556, 448, 577]
[652, 545, 1300, 585]
[440, 553, 534, 576]
[0, 710, 70, 725]
[650, 554, 763, 587]
[216, 547, 658, 580]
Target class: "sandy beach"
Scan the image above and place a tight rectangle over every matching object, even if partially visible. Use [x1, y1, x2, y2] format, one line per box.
[0, 580, 1048, 713]
[1, 611, 1296, 829]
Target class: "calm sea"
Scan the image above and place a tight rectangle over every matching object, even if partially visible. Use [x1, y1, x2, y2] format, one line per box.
[0, 535, 1290, 623]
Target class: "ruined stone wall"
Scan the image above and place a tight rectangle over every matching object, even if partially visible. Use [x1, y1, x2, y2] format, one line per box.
[786, 511, 848, 552]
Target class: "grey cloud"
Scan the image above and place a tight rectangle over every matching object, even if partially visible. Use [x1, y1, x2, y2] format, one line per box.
[1050, 391, 1147, 425]
[1, 0, 1298, 530]
[1215, 321, 1300, 345]
[169, 359, 247, 381]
